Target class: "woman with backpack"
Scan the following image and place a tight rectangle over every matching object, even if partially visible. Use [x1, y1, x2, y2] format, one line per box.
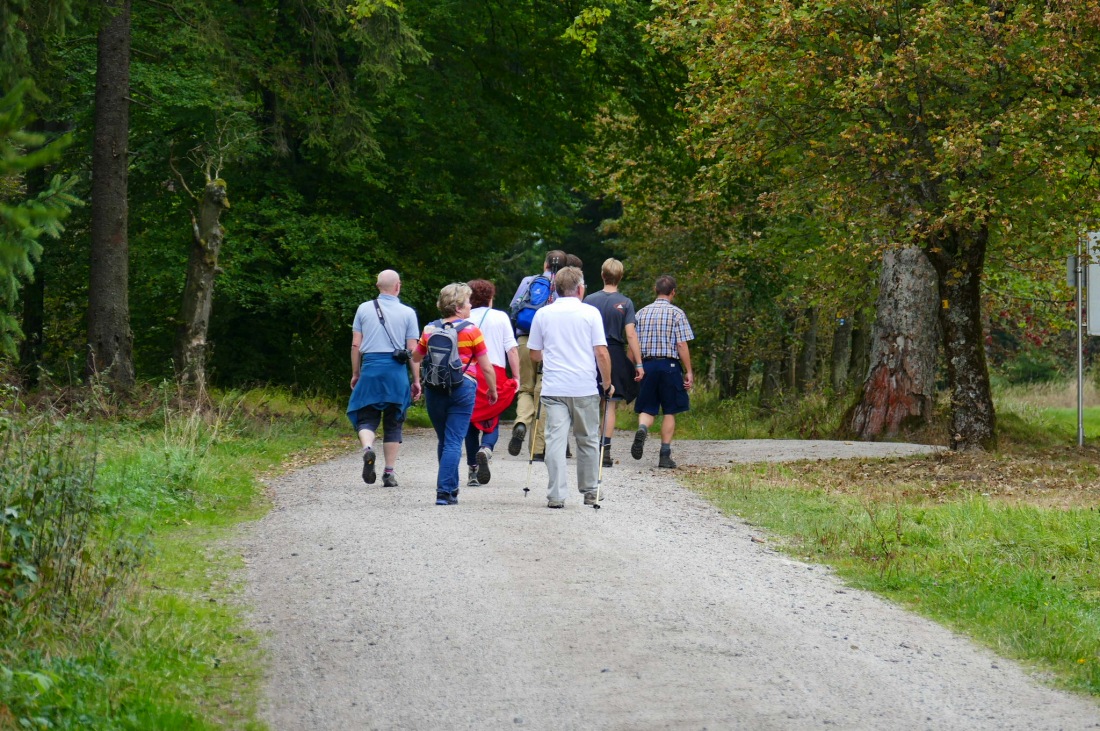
[465, 279, 521, 487]
[412, 283, 498, 505]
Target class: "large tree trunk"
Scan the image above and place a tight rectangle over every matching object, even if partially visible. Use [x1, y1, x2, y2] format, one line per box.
[849, 247, 938, 440]
[174, 179, 230, 390]
[926, 226, 996, 450]
[87, 0, 134, 389]
[795, 307, 817, 393]
[830, 313, 852, 394]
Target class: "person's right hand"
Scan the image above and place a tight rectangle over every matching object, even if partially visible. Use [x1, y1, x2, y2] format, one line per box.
[488, 386, 498, 405]
[350, 374, 359, 389]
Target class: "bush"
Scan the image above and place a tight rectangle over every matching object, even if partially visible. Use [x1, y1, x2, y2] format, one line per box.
[1002, 347, 1063, 384]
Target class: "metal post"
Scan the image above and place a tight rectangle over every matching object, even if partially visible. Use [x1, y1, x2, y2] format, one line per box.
[1077, 233, 1085, 448]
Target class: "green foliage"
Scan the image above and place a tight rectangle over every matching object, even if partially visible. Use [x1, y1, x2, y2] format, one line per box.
[0, 80, 79, 356]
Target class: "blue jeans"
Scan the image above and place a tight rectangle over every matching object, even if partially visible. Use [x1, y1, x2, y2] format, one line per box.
[425, 378, 476, 495]
[465, 422, 500, 466]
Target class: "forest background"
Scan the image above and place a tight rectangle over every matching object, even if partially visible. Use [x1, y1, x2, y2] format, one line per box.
[4, 0, 1100, 445]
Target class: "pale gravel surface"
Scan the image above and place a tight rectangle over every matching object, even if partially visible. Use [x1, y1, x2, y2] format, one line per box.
[239, 429, 1100, 730]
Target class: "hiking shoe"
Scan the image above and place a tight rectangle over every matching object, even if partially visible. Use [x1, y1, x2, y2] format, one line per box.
[583, 491, 599, 506]
[362, 449, 377, 484]
[467, 467, 480, 487]
[601, 446, 613, 468]
[631, 427, 647, 460]
[658, 453, 677, 469]
[547, 499, 565, 509]
[532, 453, 544, 463]
[476, 447, 492, 484]
[382, 471, 399, 487]
[435, 492, 450, 505]
[566, 444, 573, 459]
[508, 423, 527, 456]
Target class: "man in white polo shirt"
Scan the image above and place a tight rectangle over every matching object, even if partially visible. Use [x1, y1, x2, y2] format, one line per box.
[527, 266, 613, 508]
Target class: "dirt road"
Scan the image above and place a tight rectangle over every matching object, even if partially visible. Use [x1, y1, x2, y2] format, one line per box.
[239, 430, 1100, 730]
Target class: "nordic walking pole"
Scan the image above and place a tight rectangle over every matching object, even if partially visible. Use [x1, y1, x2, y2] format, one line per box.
[593, 391, 613, 510]
[522, 385, 544, 497]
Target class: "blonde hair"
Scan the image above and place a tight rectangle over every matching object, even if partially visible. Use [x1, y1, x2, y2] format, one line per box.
[601, 258, 624, 286]
[437, 282, 472, 318]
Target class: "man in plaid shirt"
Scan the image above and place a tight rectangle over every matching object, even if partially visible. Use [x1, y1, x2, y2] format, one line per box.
[632, 274, 695, 468]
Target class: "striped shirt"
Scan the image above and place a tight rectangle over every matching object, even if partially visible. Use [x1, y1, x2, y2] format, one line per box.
[415, 320, 489, 380]
[635, 298, 694, 360]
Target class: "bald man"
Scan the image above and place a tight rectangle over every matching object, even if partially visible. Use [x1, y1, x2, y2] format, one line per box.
[347, 269, 421, 487]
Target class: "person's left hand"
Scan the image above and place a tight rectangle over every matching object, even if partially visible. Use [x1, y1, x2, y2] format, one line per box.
[488, 386, 498, 405]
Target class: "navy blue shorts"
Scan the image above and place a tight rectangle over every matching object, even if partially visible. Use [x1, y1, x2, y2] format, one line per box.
[354, 404, 404, 442]
[634, 359, 690, 416]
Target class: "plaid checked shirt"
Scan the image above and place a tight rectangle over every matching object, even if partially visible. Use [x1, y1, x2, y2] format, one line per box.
[635, 298, 694, 359]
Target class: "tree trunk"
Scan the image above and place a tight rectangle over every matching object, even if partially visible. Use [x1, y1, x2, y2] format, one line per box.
[87, 0, 134, 389]
[174, 179, 230, 390]
[849, 247, 938, 440]
[848, 307, 871, 384]
[830, 313, 852, 394]
[759, 359, 782, 411]
[795, 307, 817, 393]
[926, 226, 996, 450]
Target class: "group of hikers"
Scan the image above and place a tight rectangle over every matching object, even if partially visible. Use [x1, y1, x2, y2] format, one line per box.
[346, 251, 695, 508]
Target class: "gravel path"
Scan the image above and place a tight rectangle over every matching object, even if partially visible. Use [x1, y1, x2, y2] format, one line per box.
[239, 429, 1100, 730]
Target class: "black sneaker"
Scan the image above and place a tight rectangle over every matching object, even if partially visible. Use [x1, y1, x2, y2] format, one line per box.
[602, 447, 613, 468]
[631, 428, 647, 460]
[508, 423, 527, 456]
[658, 453, 677, 469]
[467, 467, 480, 487]
[362, 449, 376, 484]
[382, 471, 398, 487]
[566, 444, 573, 459]
[476, 448, 492, 484]
[436, 491, 449, 505]
[532, 453, 544, 462]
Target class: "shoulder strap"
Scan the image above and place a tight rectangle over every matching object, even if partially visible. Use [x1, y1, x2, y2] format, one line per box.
[373, 300, 403, 351]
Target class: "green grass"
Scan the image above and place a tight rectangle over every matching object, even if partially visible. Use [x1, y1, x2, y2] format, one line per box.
[1, 386, 347, 730]
[689, 459, 1100, 696]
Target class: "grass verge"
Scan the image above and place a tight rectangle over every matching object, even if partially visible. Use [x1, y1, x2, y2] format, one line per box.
[685, 438, 1100, 696]
[1, 385, 347, 729]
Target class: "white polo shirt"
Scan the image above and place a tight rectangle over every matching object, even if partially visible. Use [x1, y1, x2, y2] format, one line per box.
[527, 296, 607, 398]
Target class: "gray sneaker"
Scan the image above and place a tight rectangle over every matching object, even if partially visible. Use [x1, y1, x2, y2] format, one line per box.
[467, 467, 480, 487]
[547, 499, 565, 509]
[382, 471, 399, 487]
[583, 491, 599, 506]
[476, 447, 492, 484]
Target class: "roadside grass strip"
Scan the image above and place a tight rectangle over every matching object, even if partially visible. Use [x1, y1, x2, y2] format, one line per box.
[688, 452, 1100, 696]
[1, 386, 345, 730]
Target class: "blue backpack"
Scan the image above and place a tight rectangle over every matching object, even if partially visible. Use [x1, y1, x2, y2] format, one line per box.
[510, 275, 554, 333]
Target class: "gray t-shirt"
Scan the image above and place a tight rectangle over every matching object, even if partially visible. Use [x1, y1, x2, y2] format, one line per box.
[583, 289, 636, 345]
[352, 294, 419, 353]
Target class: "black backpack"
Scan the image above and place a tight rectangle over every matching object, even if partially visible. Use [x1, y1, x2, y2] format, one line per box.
[420, 320, 473, 393]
